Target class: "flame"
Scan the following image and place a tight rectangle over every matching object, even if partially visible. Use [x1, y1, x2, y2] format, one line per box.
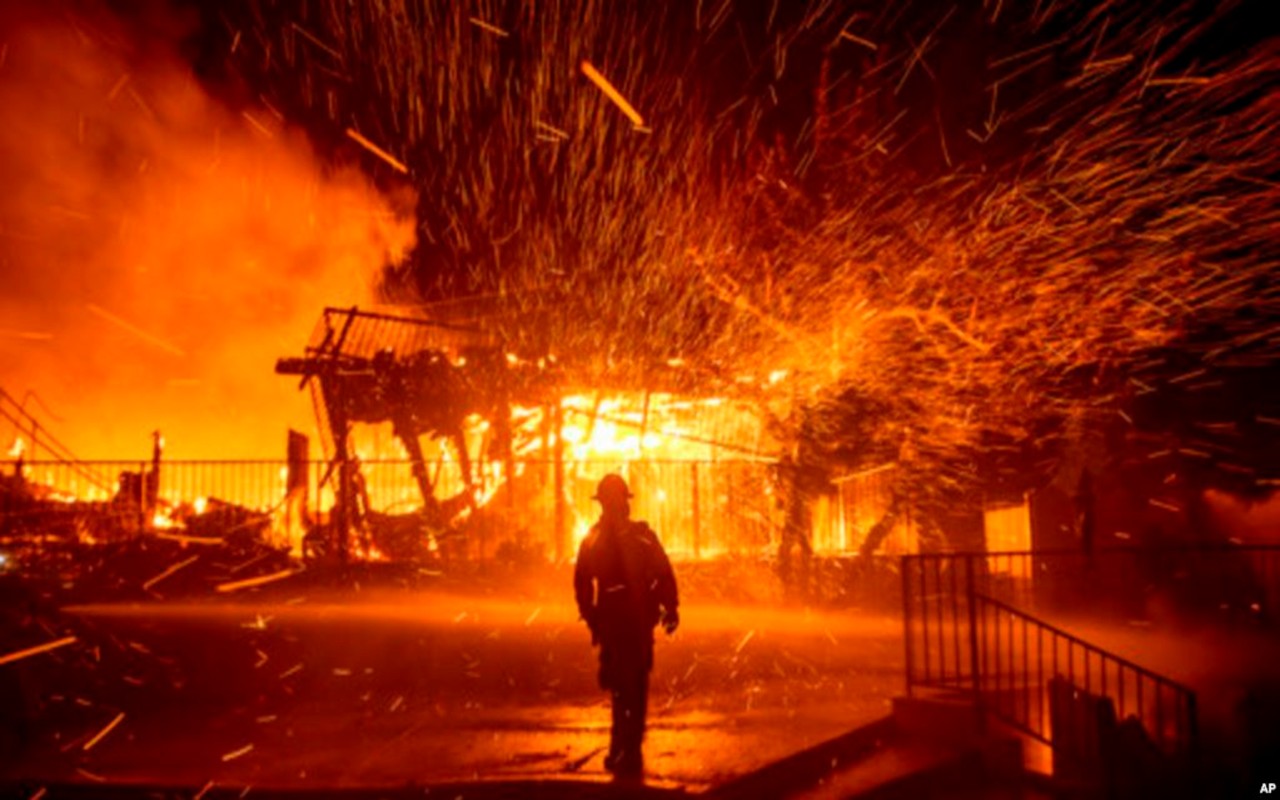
[572, 519, 592, 548]
[353, 541, 389, 562]
[560, 415, 642, 461]
[6, 437, 23, 458]
[557, 393, 753, 462]
[269, 487, 308, 557]
[0, 6, 415, 460]
[471, 461, 508, 509]
[5, 387, 769, 562]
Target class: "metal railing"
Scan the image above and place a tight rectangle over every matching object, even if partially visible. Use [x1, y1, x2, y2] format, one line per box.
[902, 552, 1201, 762]
[973, 593, 1197, 757]
[989, 545, 1280, 629]
[908, 546, 1280, 630]
[901, 552, 982, 693]
[1, 457, 779, 561]
[1, 388, 113, 492]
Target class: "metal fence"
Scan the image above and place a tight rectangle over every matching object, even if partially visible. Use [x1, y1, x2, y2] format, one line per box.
[3, 459, 297, 507]
[2, 451, 970, 569]
[1, 457, 780, 561]
[902, 552, 1202, 762]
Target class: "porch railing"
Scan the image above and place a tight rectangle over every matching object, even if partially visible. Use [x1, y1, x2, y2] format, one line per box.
[973, 593, 1197, 758]
[902, 552, 1200, 762]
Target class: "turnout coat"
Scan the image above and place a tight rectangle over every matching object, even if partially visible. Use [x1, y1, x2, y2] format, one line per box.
[573, 519, 679, 684]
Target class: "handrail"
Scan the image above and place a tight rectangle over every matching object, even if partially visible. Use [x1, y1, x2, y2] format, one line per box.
[905, 544, 1280, 558]
[0, 389, 74, 462]
[0, 389, 113, 492]
[902, 551, 1202, 763]
[974, 592, 1197, 693]
[972, 592, 1199, 763]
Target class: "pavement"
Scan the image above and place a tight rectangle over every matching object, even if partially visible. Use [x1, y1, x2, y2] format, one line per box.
[4, 587, 905, 795]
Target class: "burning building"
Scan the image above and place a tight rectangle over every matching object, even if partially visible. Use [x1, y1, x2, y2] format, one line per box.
[271, 305, 784, 565]
[265, 302, 1011, 572]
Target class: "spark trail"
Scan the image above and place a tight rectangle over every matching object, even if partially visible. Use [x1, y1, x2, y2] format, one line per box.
[220, 0, 1276, 497]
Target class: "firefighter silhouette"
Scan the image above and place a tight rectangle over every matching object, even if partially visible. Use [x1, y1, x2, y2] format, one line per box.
[574, 474, 679, 777]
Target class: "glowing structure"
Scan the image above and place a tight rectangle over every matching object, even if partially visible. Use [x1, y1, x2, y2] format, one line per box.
[276, 307, 558, 560]
[276, 306, 783, 564]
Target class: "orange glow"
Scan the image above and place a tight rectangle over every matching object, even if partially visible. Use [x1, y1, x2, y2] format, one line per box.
[0, 7, 414, 461]
[291, 389, 775, 560]
[572, 519, 592, 549]
[353, 541, 390, 562]
[558, 393, 761, 462]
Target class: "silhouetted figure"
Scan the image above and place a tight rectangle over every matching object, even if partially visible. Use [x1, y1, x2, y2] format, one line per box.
[574, 474, 679, 778]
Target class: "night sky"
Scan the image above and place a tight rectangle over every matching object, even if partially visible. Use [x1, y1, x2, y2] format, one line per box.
[2, 0, 1277, 481]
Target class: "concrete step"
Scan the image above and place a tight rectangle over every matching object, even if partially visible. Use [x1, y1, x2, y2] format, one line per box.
[892, 693, 986, 743]
[704, 717, 898, 800]
[784, 736, 1057, 800]
[785, 742, 979, 800]
[704, 697, 1038, 800]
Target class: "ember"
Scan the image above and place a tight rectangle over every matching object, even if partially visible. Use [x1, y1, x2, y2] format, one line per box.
[1, 0, 1277, 796]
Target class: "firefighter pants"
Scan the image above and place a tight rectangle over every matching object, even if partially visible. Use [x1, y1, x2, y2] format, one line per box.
[598, 632, 653, 760]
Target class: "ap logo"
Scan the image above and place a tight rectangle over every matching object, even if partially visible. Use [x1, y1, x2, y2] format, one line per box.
[1262, 784, 1278, 794]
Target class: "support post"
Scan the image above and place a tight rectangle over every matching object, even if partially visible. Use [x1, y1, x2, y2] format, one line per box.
[903, 556, 914, 697]
[137, 460, 148, 531]
[691, 462, 701, 560]
[502, 401, 515, 515]
[967, 555, 984, 723]
[286, 430, 309, 554]
[336, 456, 352, 563]
[639, 390, 651, 453]
[553, 399, 566, 562]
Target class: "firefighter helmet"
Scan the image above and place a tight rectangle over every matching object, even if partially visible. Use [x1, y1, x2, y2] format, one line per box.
[592, 473, 633, 503]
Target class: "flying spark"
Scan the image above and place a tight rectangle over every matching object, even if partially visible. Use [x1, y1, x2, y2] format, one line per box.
[580, 60, 645, 128]
[0, 635, 77, 666]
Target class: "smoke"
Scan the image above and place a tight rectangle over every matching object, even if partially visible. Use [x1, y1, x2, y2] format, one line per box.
[1204, 488, 1280, 546]
[0, 2, 415, 459]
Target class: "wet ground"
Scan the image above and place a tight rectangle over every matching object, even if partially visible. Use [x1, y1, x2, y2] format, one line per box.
[6, 589, 904, 793]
